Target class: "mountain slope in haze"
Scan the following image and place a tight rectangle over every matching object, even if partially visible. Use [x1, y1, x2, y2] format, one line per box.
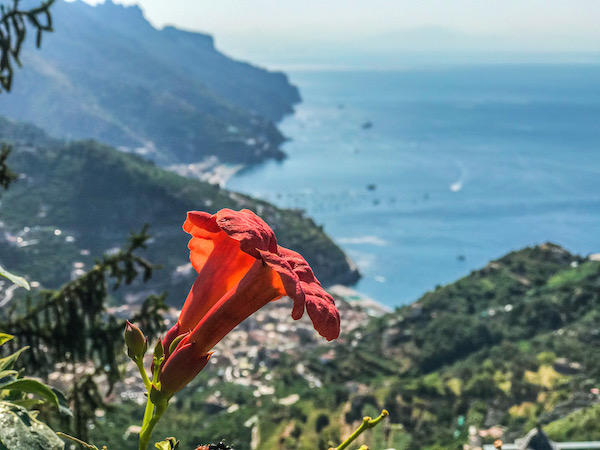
[0, 0, 300, 166]
[0, 117, 359, 303]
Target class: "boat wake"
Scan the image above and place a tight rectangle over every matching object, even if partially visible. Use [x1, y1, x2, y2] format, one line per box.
[449, 161, 469, 192]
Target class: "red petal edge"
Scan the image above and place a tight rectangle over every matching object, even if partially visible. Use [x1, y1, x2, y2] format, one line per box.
[262, 246, 340, 341]
[215, 209, 278, 258]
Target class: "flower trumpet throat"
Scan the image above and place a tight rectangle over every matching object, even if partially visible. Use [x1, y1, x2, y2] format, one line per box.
[158, 208, 340, 396]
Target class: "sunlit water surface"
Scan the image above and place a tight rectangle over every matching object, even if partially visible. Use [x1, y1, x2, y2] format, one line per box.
[226, 64, 600, 307]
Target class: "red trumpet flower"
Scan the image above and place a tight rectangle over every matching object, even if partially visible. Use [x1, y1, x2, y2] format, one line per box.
[158, 209, 340, 397]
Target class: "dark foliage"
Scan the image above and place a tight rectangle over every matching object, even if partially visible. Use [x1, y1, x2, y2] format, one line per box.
[0, 142, 17, 190]
[195, 442, 234, 450]
[0, 0, 54, 91]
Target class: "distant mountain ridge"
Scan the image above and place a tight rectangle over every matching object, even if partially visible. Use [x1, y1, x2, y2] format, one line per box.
[0, 0, 300, 166]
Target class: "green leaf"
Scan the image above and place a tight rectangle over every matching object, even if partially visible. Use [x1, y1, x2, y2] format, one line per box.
[0, 346, 28, 372]
[0, 334, 13, 346]
[52, 387, 72, 417]
[0, 370, 19, 382]
[0, 379, 60, 409]
[0, 265, 30, 290]
[8, 398, 44, 409]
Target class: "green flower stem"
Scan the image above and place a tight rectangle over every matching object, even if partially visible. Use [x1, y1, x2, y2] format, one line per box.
[138, 355, 166, 450]
[140, 392, 155, 438]
[332, 410, 389, 450]
[135, 356, 152, 391]
[138, 400, 167, 450]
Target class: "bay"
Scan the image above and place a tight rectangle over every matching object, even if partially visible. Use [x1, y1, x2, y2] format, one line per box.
[226, 64, 600, 308]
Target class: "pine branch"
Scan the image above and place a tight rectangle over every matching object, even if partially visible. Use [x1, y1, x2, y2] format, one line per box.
[0, 227, 168, 438]
[0, 0, 55, 92]
[0, 143, 18, 190]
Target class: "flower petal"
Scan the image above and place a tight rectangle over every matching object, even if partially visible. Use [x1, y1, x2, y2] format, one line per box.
[258, 248, 304, 320]
[158, 208, 341, 397]
[178, 211, 256, 335]
[215, 209, 278, 258]
[184, 211, 251, 273]
[186, 260, 287, 355]
[263, 246, 340, 341]
[303, 283, 340, 341]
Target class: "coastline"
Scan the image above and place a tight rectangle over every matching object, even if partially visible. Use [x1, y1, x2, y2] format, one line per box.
[168, 157, 245, 188]
[328, 284, 391, 316]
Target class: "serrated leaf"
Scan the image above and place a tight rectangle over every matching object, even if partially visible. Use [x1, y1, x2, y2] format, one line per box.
[0, 346, 28, 372]
[0, 334, 14, 346]
[0, 379, 60, 409]
[0, 265, 29, 290]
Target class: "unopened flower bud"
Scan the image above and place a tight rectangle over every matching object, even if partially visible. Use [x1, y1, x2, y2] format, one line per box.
[124, 320, 147, 360]
[154, 337, 165, 360]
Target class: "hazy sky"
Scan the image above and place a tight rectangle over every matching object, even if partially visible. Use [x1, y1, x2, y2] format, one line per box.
[84, 0, 600, 69]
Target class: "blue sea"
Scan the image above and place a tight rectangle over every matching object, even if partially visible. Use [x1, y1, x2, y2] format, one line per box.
[226, 64, 600, 308]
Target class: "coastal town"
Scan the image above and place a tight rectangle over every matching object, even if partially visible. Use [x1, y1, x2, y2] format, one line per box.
[43, 286, 389, 413]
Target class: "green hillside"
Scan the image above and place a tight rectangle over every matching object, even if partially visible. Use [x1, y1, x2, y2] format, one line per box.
[0, 117, 359, 303]
[81, 244, 600, 449]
